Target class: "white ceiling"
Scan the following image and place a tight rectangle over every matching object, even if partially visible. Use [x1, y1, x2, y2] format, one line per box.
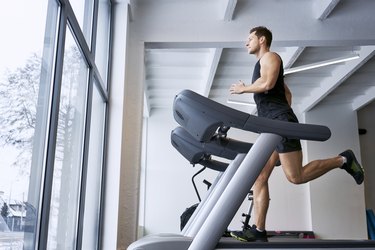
[128, 0, 375, 117]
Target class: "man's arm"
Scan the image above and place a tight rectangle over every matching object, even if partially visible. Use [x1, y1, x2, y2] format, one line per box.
[229, 52, 281, 94]
[284, 82, 292, 106]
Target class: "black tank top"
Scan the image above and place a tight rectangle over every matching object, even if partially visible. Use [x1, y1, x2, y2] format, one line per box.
[252, 53, 292, 119]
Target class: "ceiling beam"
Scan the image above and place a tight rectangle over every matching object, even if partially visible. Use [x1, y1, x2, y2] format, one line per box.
[203, 48, 223, 96]
[283, 47, 305, 69]
[220, 0, 237, 21]
[352, 85, 375, 111]
[131, 0, 375, 51]
[145, 38, 375, 49]
[143, 90, 150, 117]
[127, 0, 135, 21]
[299, 46, 375, 113]
[314, 0, 341, 20]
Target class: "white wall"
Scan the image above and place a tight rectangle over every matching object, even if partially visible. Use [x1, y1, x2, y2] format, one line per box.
[305, 102, 367, 239]
[102, 2, 129, 249]
[358, 101, 375, 211]
[104, 3, 145, 249]
[142, 108, 200, 234]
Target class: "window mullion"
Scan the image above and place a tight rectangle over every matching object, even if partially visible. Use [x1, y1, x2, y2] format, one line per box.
[38, 2, 67, 250]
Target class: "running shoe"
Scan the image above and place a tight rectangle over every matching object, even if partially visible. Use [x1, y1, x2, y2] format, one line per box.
[230, 225, 267, 242]
[339, 150, 364, 185]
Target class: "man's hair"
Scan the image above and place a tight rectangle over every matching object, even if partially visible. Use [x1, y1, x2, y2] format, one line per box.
[250, 26, 272, 47]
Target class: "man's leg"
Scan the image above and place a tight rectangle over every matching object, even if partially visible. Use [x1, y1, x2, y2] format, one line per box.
[279, 150, 363, 184]
[253, 151, 279, 230]
[230, 151, 278, 242]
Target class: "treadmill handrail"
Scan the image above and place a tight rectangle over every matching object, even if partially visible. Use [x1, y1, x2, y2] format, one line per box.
[171, 126, 252, 164]
[173, 89, 331, 142]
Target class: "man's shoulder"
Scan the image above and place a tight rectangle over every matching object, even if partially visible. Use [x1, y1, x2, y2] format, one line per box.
[262, 51, 281, 60]
[260, 52, 282, 66]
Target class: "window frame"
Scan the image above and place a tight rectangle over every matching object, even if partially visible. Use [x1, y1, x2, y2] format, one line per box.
[36, 0, 111, 249]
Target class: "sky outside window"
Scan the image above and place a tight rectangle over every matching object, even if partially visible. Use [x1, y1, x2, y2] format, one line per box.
[0, 0, 47, 202]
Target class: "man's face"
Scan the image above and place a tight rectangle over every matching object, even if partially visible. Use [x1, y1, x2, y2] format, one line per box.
[245, 32, 260, 54]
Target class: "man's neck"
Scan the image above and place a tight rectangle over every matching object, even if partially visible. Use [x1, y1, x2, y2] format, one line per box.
[256, 47, 270, 60]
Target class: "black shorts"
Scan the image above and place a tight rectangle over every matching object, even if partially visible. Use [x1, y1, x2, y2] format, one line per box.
[273, 112, 302, 153]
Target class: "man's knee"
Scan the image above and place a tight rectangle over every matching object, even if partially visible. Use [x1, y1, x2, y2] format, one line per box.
[285, 174, 305, 185]
[256, 159, 277, 186]
[256, 172, 270, 185]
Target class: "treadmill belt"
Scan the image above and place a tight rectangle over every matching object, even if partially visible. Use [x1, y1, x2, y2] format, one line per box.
[217, 237, 375, 249]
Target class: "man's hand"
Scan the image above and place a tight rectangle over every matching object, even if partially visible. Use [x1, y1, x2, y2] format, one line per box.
[229, 80, 245, 94]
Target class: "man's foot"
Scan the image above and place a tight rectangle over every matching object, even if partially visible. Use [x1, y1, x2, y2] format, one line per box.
[223, 229, 232, 237]
[339, 150, 364, 184]
[230, 225, 267, 242]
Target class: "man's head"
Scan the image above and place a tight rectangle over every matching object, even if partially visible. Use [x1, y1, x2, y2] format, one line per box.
[250, 26, 273, 47]
[246, 26, 273, 54]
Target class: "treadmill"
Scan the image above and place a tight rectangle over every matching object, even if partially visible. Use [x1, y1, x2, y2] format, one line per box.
[128, 89, 375, 250]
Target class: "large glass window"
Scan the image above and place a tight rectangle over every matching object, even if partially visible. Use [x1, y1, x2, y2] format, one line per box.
[81, 80, 106, 250]
[69, 0, 95, 47]
[95, 0, 111, 86]
[46, 27, 89, 250]
[0, 0, 111, 249]
[0, 0, 57, 249]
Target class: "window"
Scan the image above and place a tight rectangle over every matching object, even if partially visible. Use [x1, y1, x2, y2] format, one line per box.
[81, 80, 106, 249]
[69, 0, 95, 46]
[0, 0, 57, 248]
[95, 0, 111, 87]
[0, 0, 111, 249]
[46, 26, 89, 249]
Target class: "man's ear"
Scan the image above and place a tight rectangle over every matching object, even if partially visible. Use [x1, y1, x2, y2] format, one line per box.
[259, 36, 265, 45]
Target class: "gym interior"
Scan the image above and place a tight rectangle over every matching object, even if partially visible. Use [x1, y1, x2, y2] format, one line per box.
[2, 0, 375, 249]
[120, 1, 375, 249]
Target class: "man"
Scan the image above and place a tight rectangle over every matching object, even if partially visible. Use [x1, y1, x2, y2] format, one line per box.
[229, 26, 365, 242]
